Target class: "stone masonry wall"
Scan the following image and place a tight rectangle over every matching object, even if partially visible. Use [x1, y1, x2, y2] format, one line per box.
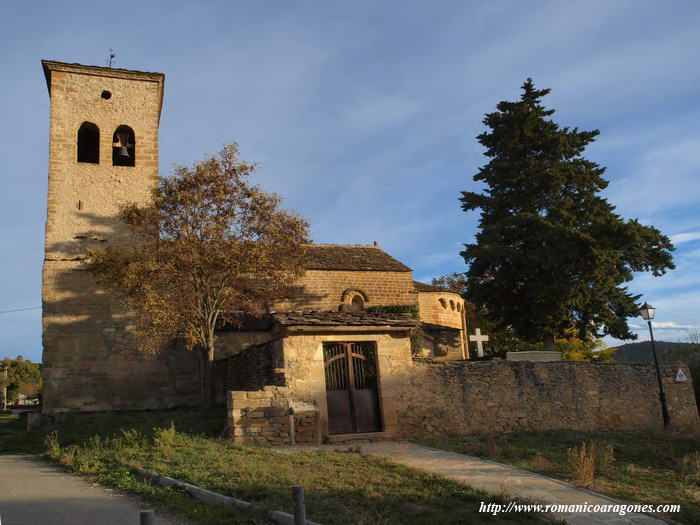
[417, 291, 465, 330]
[227, 388, 320, 445]
[394, 359, 700, 437]
[213, 340, 284, 403]
[42, 63, 199, 413]
[277, 270, 417, 311]
[281, 331, 414, 437]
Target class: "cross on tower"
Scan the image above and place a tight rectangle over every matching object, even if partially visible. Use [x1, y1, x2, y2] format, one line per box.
[469, 328, 489, 358]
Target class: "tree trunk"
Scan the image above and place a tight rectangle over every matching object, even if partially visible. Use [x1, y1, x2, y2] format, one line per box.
[543, 333, 555, 352]
[199, 344, 215, 407]
[198, 348, 206, 407]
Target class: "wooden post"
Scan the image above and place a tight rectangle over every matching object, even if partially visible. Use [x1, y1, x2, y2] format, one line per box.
[292, 485, 306, 524]
[140, 509, 155, 525]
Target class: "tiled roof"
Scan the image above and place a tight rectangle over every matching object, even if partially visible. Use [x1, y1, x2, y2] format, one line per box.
[304, 244, 411, 272]
[272, 310, 417, 327]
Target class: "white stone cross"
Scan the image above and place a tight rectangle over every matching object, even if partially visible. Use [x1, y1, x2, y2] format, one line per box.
[469, 328, 489, 358]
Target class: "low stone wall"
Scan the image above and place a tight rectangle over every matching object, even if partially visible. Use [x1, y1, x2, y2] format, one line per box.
[227, 388, 320, 446]
[394, 359, 700, 437]
[213, 341, 284, 404]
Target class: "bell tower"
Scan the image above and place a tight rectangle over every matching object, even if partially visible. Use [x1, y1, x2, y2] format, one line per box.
[41, 61, 197, 413]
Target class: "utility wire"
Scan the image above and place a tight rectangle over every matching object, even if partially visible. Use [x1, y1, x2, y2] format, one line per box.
[0, 306, 41, 315]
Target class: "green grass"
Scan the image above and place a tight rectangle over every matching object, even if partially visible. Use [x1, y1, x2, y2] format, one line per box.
[416, 430, 700, 525]
[0, 408, 543, 525]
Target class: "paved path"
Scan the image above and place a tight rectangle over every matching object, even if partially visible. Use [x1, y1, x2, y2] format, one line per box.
[0, 455, 187, 525]
[275, 441, 668, 525]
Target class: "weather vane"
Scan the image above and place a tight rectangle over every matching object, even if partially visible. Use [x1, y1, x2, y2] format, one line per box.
[108, 49, 116, 68]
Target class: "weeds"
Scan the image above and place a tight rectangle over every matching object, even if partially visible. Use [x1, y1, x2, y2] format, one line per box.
[673, 450, 700, 486]
[484, 435, 501, 458]
[530, 454, 554, 472]
[566, 440, 614, 484]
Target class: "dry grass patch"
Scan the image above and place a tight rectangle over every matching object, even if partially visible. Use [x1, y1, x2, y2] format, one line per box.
[417, 430, 700, 525]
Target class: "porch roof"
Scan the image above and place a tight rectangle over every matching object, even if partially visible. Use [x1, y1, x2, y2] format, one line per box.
[272, 310, 417, 327]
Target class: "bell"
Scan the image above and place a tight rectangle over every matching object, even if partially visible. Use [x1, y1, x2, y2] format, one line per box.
[115, 132, 133, 156]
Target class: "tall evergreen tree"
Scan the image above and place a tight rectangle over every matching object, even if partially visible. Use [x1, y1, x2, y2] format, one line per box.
[460, 79, 675, 351]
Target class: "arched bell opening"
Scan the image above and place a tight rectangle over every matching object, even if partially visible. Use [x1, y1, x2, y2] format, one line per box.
[77, 122, 99, 164]
[112, 125, 135, 167]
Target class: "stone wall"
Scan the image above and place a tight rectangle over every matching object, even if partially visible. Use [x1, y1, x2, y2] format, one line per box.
[216, 331, 272, 360]
[394, 359, 700, 436]
[278, 270, 417, 311]
[41, 62, 199, 413]
[213, 340, 284, 403]
[227, 388, 320, 445]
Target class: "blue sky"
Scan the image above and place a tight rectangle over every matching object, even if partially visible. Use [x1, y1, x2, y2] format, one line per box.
[2, 1, 699, 362]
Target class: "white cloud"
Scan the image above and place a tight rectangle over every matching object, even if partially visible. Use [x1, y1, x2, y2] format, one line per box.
[670, 232, 700, 245]
[651, 321, 696, 330]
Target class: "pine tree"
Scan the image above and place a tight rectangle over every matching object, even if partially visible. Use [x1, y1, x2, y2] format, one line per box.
[460, 79, 675, 350]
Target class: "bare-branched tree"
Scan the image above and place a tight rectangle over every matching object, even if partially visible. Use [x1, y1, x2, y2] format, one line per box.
[88, 144, 310, 405]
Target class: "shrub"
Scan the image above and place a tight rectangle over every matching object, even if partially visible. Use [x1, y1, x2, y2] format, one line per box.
[484, 435, 501, 458]
[153, 422, 178, 448]
[567, 441, 614, 484]
[530, 454, 554, 472]
[673, 450, 700, 485]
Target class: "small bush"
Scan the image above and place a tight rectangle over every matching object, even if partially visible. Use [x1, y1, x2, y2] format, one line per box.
[568, 442, 595, 483]
[484, 435, 501, 458]
[44, 431, 61, 459]
[153, 422, 178, 448]
[567, 440, 614, 484]
[530, 453, 554, 472]
[596, 443, 615, 476]
[674, 451, 700, 485]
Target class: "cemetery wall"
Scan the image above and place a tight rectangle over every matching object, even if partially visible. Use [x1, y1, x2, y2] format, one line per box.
[394, 359, 700, 436]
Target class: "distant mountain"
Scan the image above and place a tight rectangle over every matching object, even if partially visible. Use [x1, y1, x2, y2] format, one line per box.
[611, 341, 700, 364]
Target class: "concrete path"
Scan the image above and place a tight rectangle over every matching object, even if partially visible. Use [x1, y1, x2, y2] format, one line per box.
[276, 441, 669, 525]
[0, 455, 187, 525]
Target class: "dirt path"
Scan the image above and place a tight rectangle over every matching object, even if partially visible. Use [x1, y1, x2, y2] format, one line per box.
[0, 455, 187, 525]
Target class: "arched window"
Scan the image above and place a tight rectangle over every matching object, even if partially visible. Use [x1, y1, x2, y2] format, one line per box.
[439, 298, 447, 309]
[450, 300, 455, 311]
[456, 303, 462, 312]
[112, 125, 135, 167]
[77, 122, 99, 164]
[350, 295, 365, 312]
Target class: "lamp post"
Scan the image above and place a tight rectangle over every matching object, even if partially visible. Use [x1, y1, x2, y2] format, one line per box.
[638, 302, 670, 428]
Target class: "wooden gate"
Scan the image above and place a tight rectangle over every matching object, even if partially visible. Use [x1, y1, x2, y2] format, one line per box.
[323, 342, 382, 435]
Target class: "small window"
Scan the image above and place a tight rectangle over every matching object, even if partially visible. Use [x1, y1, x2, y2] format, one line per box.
[456, 303, 462, 312]
[77, 122, 99, 164]
[439, 298, 447, 309]
[450, 300, 455, 311]
[112, 125, 135, 167]
[350, 295, 364, 312]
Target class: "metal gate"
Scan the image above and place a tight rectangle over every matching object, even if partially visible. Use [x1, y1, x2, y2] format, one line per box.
[323, 342, 382, 435]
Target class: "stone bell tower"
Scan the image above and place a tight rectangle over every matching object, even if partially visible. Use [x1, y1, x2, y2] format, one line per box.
[41, 61, 197, 413]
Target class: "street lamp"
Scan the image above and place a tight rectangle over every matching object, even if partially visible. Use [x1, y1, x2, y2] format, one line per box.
[638, 302, 670, 428]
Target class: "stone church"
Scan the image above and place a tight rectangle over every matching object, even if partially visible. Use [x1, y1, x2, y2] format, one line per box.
[42, 60, 699, 441]
[40, 60, 469, 439]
